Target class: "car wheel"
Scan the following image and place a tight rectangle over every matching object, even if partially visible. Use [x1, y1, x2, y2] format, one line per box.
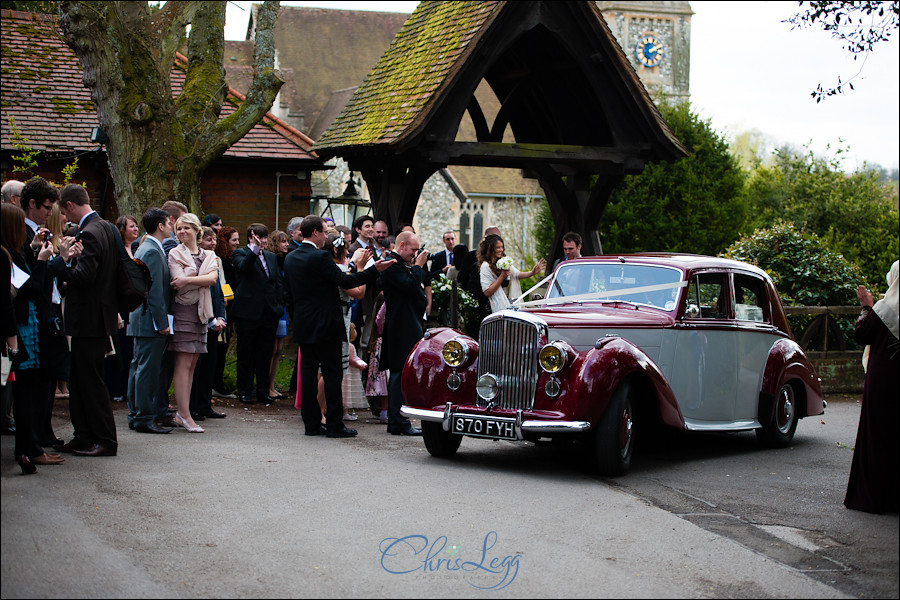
[756, 382, 798, 448]
[590, 382, 634, 476]
[422, 421, 462, 457]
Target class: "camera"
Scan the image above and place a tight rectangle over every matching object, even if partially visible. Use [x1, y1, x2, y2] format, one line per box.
[42, 230, 52, 242]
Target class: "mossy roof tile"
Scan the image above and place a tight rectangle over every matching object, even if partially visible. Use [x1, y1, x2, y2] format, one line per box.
[1, 9, 317, 163]
[314, 1, 501, 151]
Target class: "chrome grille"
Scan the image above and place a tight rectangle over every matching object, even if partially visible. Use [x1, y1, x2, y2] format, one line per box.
[476, 313, 545, 410]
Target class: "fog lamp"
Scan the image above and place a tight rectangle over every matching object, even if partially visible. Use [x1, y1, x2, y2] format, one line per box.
[442, 338, 468, 367]
[539, 343, 566, 373]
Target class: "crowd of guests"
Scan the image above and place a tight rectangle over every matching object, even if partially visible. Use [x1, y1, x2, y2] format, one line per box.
[2, 176, 560, 472]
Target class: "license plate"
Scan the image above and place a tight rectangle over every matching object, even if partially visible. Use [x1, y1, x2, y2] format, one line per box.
[451, 414, 516, 440]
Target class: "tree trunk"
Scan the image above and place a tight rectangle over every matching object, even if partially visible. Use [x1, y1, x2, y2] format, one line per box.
[58, 1, 283, 218]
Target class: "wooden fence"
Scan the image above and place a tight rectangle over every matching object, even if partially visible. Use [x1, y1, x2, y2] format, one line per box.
[784, 306, 863, 393]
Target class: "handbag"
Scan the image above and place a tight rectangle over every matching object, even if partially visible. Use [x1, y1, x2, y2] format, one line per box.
[221, 283, 234, 302]
[275, 309, 289, 338]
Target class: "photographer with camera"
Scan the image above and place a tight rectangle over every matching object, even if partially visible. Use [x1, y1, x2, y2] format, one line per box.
[380, 231, 429, 436]
[20, 178, 68, 450]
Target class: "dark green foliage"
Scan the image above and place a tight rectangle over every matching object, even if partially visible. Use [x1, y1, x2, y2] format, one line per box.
[599, 102, 747, 256]
[744, 147, 899, 288]
[533, 200, 555, 262]
[725, 222, 861, 306]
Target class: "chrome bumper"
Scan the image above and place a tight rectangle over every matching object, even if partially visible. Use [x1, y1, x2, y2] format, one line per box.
[401, 403, 591, 440]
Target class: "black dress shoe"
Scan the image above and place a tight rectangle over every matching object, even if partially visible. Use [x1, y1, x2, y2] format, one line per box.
[54, 439, 91, 454]
[73, 444, 117, 457]
[390, 426, 423, 436]
[198, 409, 226, 419]
[258, 395, 276, 404]
[156, 416, 178, 428]
[135, 422, 174, 434]
[240, 395, 255, 404]
[326, 426, 358, 438]
[305, 424, 327, 436]
[190, 412, 207, 421]
[128, 422, 135, 430]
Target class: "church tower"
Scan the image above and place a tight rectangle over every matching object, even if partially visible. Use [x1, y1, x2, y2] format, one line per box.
[596, 1, 693, 104]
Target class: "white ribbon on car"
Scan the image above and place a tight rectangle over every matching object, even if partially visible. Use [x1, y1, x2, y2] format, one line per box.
[513, 280, 688, 309]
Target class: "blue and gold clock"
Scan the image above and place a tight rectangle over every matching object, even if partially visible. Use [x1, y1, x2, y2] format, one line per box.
[635, 33, 664, 68]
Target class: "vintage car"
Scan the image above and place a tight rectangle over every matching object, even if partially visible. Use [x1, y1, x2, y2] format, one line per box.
[400, 254, 824, 476]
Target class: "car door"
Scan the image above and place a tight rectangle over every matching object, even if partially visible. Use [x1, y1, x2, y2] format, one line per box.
[732, 271, 781, 423]
[671, 270, 738, 426]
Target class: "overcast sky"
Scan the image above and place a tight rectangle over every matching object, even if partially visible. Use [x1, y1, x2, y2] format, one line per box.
[224, 1, 900, 170]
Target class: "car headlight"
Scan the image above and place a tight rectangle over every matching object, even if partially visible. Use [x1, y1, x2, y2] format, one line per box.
[475, 374, 499, 401]
[539, 343, 567, 373]
[442, 338, 469, 367]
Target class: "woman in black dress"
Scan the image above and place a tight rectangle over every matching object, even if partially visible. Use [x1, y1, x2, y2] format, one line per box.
[844, 260, 899, 514]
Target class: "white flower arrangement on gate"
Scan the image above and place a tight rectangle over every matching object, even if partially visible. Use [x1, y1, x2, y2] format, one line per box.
[496, 256, 513, 270]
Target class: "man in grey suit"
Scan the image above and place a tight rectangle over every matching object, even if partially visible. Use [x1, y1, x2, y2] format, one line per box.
[126, 209, 174, 434]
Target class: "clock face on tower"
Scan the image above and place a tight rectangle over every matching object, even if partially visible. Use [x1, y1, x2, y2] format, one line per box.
[635, 33, 664, 68]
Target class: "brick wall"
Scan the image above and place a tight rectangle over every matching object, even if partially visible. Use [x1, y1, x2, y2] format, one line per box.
[5, 159, 313, 237]
[200, 163, 313, 237]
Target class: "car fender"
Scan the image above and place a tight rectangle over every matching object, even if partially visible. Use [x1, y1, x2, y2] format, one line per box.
[760, 338, 825, 424]
[402, 327, 478, 409]
[568, 337, 685, 429]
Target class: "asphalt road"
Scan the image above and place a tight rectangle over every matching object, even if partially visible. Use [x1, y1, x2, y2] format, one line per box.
[1, 394, 896, 598]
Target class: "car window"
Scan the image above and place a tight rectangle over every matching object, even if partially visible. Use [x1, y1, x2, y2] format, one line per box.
[547, 263, 683, 311]
[684, 273, 728, 319]
[734, 273, 768, 323]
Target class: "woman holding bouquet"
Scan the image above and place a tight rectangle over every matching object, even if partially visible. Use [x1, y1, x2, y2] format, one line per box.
[478, 234, 544, 314]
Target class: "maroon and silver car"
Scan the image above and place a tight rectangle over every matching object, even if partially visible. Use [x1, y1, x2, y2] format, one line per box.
[400, 254, 824, 476]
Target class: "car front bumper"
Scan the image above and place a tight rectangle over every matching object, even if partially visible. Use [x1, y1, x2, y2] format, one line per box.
[401, 403, 591, 441]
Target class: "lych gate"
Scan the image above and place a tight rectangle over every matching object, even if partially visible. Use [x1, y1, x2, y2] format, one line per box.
[312, 0, 687, 263]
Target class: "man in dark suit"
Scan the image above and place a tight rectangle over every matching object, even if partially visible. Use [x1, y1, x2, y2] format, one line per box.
[126, 208, 174, 434]
[283, 215, 394, 438]
[428, 230, 456, 280]
[230, 223, 284, 405]
[48, 184, 119, 457]
[381, 231, 429, 436]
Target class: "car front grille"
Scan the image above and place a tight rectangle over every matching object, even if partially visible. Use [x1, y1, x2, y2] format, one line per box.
[476, 312, 546, 410]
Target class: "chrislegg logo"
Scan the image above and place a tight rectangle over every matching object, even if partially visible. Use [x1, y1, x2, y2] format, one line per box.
[379, 531, 521, 590]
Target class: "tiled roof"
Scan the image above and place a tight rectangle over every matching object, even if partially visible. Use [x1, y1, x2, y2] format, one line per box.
[251, 5, 410, 135]
[313, 1, 685, 158]
[1, 9, 318, 163]
[314, 1, 502, 151]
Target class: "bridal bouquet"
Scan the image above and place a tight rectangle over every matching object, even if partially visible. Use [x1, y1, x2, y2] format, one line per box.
[496, 256, 513, 270]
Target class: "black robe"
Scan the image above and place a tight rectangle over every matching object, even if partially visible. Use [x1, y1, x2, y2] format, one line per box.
[844, 306, 900, 514]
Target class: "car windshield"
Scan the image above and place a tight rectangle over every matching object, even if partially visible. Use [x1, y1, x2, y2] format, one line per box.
[546, 262, 684, 311]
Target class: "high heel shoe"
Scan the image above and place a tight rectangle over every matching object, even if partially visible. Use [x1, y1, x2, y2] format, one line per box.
[33, 452, 65, 465]
[174, 413, 204, 433]
[17, 454, 37, 475]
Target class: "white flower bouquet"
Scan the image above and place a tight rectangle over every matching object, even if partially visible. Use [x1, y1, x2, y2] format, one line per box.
[496, 256, 513, 270]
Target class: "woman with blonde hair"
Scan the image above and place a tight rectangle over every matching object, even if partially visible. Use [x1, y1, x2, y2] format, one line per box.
[168, 213, 218, 432]
[478, 234, 545, 314]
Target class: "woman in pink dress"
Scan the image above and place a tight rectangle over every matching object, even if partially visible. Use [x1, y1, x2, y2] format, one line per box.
[168, 213, 218, 433]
